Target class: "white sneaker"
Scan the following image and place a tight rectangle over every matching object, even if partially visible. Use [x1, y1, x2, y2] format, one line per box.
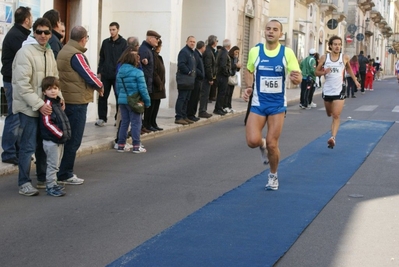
[259, 138, 269, 165]
[114, 143, 118, 149]
[95, 119, 105, 127]
[58, 174, 84, 185]
[310, 102, 317, 108]
[124, 143, 133, 151]
[223, 108, 231, 113]
[230, 108, 236, 113]
[265, 173, 279, 190]
[133, 146, 147, 154]
[19, 182, 39, 196]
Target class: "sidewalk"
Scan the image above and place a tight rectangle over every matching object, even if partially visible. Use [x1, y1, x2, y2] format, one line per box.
[0, 86, 308, 176]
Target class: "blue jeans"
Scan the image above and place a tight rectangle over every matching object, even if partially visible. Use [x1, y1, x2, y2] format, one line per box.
[175, 90, 192, 120]
[17, 114, 38, 186]
[1, 82, 20, 161]
[118, 104, 142, 146]
[58, 104, 87, 180]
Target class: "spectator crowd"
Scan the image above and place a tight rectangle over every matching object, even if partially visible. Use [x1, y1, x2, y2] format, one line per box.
[0, 6, 242, 197]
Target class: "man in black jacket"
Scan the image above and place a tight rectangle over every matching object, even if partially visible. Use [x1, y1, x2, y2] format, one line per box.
[214, 39, 231, 115]
[1, 6, 32, 165]
[96, 22, 127, 126]
[138, 30, 161, 132]
[175, 36, 197, 125]
[198, 35, 218, 118]
[358, 50, 369, 94]
[187, 41, 205, 121]
[43, 9, 63, 58]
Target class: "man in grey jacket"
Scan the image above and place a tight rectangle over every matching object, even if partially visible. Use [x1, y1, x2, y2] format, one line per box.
[12, 18, 59, 196]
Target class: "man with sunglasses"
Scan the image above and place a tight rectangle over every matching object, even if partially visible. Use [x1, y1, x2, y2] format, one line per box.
[1, 6, 32, 166]
[12, 18, 59, 196]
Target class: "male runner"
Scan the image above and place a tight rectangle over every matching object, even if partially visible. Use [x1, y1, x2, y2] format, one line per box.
[315, 35, 360, 149]
[243, 19, 302, 191]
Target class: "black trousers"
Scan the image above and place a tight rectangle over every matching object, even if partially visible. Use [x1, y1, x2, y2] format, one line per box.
[223, 84, 235, 109]
[149, 99, 161, 127]
[187, 79, 202, 118]
[143, 99, 156, 129]
[98, 78, 116, 122]
[346, 77, 356, 97]
[214, 75, 228, 112]
[359, 71, 366, 92]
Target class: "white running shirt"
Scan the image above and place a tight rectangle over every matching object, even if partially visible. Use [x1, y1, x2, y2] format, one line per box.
[323, 53, 345, 96]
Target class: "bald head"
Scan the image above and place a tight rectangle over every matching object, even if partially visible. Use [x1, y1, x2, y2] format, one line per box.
[127, 36, 140, 51]
[70, 26, 87, 42]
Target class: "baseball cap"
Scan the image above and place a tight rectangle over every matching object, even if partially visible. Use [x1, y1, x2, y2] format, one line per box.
[309, 48, 316, 55]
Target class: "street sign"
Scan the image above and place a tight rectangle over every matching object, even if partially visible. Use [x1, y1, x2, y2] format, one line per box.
[346, 34, 353, 44]
[347, 24, 357, 34]
[327, 19, 338, 30]
[356, 33, 365, 41]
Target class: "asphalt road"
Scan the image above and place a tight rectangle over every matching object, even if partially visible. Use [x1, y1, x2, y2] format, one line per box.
[0, 79, 398, 267]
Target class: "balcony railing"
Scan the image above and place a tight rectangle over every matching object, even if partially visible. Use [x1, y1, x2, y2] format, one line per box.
[320, 0, 338, 15]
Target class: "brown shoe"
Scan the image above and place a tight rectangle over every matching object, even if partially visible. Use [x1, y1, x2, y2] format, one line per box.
[199, 112, 213, 118]
[184, 118, 195, 124]
[175, 119, 188, 125]
[141, 127, 151, 133]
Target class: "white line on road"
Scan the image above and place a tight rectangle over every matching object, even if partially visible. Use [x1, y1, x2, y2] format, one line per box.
[392, 106, 399, 113]
[354, 105, 378, 111]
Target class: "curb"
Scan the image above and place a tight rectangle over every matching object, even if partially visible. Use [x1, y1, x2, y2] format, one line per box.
[0, 111, 246, 176]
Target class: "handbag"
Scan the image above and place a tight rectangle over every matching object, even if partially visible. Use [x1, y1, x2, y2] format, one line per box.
[228, 74, 238, 86]
[176, 71, 195, 90]
[121, 78, 145, 114]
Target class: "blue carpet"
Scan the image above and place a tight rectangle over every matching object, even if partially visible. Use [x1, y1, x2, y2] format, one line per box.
[108, 120, 393, 267]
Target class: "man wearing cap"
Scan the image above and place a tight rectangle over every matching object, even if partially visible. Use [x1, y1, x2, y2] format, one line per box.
[96, 22, 127, 127]
[299, 48, 317, 109]
[138, 30, 161, 132]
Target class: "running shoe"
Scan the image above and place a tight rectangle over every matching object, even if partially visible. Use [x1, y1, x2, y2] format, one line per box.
[265, 173, 279, 191]
[327, 136, 336, 149]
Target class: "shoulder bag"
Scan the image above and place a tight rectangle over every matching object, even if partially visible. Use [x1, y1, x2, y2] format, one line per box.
[176, 71, 195, 90]
[228, 74, 238, 86]
[121, 78, 145, 114]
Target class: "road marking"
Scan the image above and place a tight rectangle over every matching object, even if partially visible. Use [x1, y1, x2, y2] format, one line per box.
[354, 105, 378, 111]
[392, 106, 399, 113]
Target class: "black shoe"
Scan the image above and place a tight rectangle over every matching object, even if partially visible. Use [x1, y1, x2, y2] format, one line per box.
[2, 157, 18, 165]
[351, 95, 356, 98]
[213, 110, 226, 116]
[188, 116, 200, 122]
[148, 126, 158, 132]
[153, 126, 163, 131]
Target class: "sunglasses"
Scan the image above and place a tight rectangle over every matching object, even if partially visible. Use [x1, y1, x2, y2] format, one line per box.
[35, 30, 51, 35]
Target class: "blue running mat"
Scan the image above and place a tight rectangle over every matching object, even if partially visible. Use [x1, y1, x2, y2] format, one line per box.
[108, 120, 394, 267]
